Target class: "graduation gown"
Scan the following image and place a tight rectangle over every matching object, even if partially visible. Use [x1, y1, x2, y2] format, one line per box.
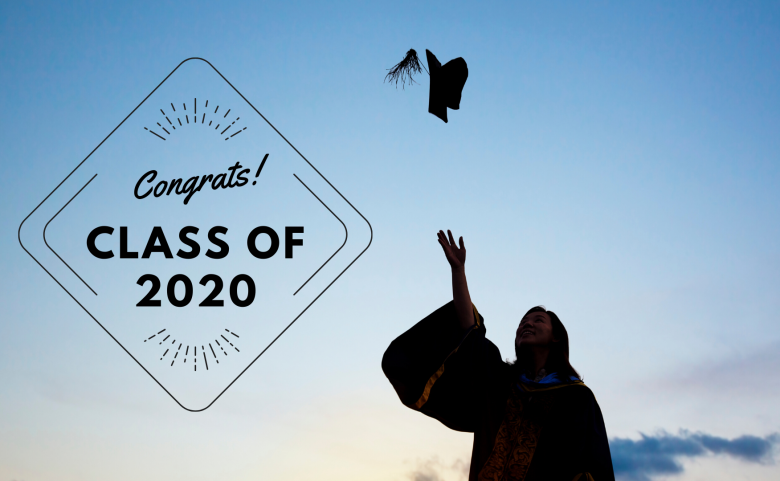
[382, 302, 615, 481]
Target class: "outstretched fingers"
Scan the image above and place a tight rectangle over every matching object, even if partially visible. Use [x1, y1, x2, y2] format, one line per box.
[437, 230, 465, 250]
[447, 229, 456, 247]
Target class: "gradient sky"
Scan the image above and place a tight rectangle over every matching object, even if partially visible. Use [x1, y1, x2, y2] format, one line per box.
[1, 1, 780, 480]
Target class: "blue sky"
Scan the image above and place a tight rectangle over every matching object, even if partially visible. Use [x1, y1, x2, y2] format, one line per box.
[1, 1, 780, 480]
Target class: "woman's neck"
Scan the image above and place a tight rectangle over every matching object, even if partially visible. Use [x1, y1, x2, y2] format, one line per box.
[526, 346, 550, 378]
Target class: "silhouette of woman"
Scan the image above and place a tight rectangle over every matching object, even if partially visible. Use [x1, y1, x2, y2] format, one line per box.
[382, 230, 615, 481]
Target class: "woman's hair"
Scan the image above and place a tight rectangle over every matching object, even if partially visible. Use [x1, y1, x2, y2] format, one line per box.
[512, 306, 581, 381]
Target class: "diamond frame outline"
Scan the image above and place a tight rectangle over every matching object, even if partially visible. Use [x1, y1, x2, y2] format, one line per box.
[17, 57, 373, 411]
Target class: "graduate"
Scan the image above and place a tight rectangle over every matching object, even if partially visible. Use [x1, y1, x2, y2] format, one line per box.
[382, 230, 615, 481]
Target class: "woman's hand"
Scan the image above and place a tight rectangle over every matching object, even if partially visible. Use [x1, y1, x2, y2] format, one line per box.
[438, 229, 466, 270]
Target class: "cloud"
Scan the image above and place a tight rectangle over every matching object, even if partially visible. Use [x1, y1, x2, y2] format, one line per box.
[404, 431, 776, 481]
[610, 430, 779, 481]
[408, 456, 470, 481]
[660, 341, 780, 397]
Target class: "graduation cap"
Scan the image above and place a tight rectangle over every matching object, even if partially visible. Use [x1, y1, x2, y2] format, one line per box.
[385, 49, 469, 123]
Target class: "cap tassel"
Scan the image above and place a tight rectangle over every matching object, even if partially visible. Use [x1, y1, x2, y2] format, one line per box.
[385, 49, 429, 88]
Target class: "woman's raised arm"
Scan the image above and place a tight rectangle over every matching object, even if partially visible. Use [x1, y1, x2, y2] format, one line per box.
[437, 230, 475, 331]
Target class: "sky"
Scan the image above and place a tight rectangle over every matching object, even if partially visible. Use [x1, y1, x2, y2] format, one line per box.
[1, 1, 780, 480]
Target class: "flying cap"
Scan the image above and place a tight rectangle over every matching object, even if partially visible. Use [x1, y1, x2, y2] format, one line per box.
[426, 49, 468, 123]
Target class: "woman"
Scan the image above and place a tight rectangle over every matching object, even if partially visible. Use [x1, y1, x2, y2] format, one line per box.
[382, 230, 614, 481]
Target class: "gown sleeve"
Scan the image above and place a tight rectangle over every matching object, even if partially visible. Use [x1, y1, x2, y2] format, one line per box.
[582, 395, 615, 481]
[555, 386, 615, 481]
[382, 301, 507, 432]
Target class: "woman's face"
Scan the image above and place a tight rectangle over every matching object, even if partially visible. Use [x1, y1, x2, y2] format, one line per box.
[515, 311, 556, 348]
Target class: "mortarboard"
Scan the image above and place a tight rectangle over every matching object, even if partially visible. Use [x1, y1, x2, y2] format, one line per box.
[385, 49, 469, 123]
[425, 49, 468, 123]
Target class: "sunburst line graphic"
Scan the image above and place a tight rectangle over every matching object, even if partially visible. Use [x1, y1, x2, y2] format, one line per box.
[144, 98, 247, 141]
[145, 329, 239, 369]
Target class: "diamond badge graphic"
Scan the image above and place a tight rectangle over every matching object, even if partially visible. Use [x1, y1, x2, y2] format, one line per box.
[18, 58, 372, 411]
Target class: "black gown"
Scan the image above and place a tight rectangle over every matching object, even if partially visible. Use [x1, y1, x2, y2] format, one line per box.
[382, 302, 615, 481]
